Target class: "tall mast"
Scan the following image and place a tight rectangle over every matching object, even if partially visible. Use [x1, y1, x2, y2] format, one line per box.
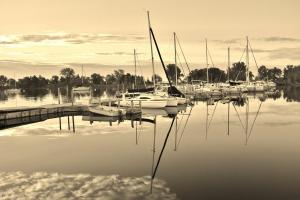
[205, 39, 209, 83]
[134, 49, 137, 89]
[246, 36, 249, 83]
[228, 47, 230, 82]
[147, 11, 155, 88]
[81, 65, 84, 85]
[174, 32, 177, 86]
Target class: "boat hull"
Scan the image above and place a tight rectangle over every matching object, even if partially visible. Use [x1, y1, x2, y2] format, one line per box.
[88, 105, 126, 117]
[119, 100, 167, 109]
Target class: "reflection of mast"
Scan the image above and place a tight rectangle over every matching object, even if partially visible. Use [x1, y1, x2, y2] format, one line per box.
[150, 116, 157, 193]
[205, 100, 208, 140]
[245, 97, 249, 145]
[151, 116, 176, 187]
[174, 115, 178, 151]
[176, 106, 193, 149]
[246, 101, 263, 145]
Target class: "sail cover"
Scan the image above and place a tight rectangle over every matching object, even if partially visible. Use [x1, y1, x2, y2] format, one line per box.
[168, 86, 185, 98]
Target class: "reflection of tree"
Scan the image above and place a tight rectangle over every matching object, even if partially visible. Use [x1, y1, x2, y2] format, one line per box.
[0, 90, 8, 102]
[20, 89, 48, 100]
[283, 86, 300, 102]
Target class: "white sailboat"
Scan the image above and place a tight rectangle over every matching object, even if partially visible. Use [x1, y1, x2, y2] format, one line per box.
[243, 37, 265, 93]
[119, 93, 167, 108]
[6, 73, 20, 94]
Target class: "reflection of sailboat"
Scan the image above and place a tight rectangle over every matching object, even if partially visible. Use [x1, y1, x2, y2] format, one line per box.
[73, 65, 90, 93]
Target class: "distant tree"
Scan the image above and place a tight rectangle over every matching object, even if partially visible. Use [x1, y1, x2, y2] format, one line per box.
[267, 67, 282, 81]
[152, 74, 162, 83]
[50, 75, 59, 85]
[258, 65, 268, 80]
[166, 64, 183, 84]
[91, 73, 104, 85]
[106, 74, 117, 85]
[60, 68, 75, 85]
[0, 75, 8, 88]
[114, 69, 125, 84]
[7, 78, 16, 88]
[187, 67, 226, 83]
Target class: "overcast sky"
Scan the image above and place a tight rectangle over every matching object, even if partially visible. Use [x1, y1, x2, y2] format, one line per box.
[0, 0, 299, 78]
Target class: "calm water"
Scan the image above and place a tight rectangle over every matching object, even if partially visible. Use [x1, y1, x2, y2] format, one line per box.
[1, 88, 300, 199]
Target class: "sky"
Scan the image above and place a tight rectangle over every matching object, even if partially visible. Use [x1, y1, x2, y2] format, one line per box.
[0, 0, 300, 79]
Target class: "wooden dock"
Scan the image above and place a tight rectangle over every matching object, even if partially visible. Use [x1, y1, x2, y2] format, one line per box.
[0, 103, 141, 130]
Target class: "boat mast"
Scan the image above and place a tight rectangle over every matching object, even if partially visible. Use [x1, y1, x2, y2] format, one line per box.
[81, 65, 84, 85]
[206, 39, 209, 84]
[246, 36, 250, 84]
[147, 11, 156, 88]
[228, 47, 230, 82]
[134, 49, 137, 89]
[174, 32, 177, 86]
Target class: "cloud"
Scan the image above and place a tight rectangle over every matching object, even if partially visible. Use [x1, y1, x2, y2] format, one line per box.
[211, 38, 241, 44]
[0, 33, 147, 45]
[96, 52, 144, 56]
[267, 47, 300, 60]
[260, 37, 300, 42]
[0, 171, 178, 200]
[232, 46, 300, 61]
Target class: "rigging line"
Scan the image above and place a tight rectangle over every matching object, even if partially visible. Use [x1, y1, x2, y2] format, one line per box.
[232, 103, 246, 131]
[175, 34, 191, 74]
[176, 107, 193, 149]
[176, 50, 186, 77]
[235, 47, 247, 81]
[246, 101, 263, 142]
[150, 27, 172, 86]
[207, 48, 215, 68]
[208, 101, 218, 130]
[176, 112, 185, 133]
[152, 117, 176, 179]
[249, 41, 259, 71]
[135, 54, 146, 87]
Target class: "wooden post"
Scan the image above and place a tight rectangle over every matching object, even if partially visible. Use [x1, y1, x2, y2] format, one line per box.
[67, 115, 70, 130]
[139, 100, 142, 111]
[131, 100, 134, 110]
[72, 115, 75, 133]
[118, 100, 120, 108]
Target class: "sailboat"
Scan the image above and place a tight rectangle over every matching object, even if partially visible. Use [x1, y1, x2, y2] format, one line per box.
[6, 73, 20, 94]
[118, 49, 168, 109]
[243, 37, 265, 93]
[72, 65, 90, 93]
[120, 12, 181, 108]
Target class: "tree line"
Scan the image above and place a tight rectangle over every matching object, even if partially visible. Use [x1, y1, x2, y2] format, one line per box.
[0, 63, 299, 90]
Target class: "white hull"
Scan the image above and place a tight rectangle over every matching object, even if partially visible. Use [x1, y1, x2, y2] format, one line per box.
[5, 89, 20, 94]
[73, 87, 90, 93]
[119, 100, 167, 108]
[166, 97, 178, 107]
[246, 85, 265, 92]
[176, 97, 186, 104]
[88, 105, 126, 117]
